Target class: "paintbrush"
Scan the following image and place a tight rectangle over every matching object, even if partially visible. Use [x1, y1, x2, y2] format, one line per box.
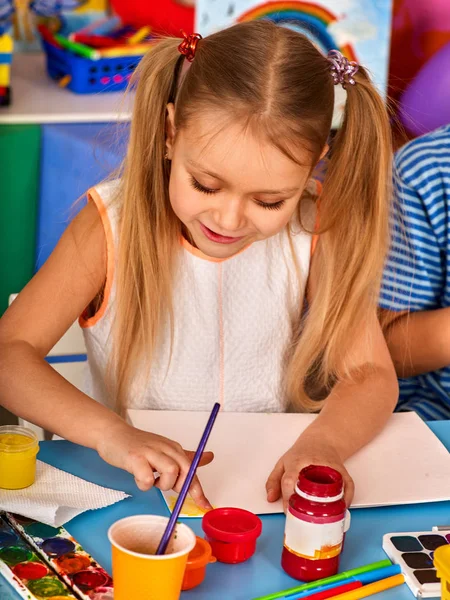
[156, 402, 220, 555]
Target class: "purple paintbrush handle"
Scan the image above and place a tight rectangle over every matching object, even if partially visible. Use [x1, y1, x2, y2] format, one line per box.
[156, 402, 220, 555]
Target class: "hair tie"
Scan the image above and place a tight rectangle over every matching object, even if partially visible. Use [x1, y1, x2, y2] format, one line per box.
[178, 30, 202, 62]
[327, 50, 359, 88]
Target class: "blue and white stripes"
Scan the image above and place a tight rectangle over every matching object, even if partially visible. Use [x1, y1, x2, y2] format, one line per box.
[380, 125, 450, 420]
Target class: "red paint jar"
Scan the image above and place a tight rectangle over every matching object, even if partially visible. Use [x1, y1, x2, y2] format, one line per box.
[202, 507, 262, 564]
[281, 465, 350, 582]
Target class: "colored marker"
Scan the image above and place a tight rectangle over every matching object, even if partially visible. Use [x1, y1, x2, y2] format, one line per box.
[127, 26, 152, 45]
[37, 24, 62, 49]
[252, 560, 393, 600]
[54, 34, 100, 60]
[283, 565, 401, 600]
[71, 34, 127, 48]
[294, 581, 362, 600]
[324, 574, 405, 599]
[99, 43, 154, 59]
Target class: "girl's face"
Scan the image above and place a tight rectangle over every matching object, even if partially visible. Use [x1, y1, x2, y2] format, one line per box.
[166, 107, 315, 259]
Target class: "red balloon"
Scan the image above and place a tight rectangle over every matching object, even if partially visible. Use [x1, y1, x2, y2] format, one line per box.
[110, 0, 194, 37]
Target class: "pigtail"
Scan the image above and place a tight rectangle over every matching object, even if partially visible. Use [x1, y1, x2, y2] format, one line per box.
[287, 67, 392, 410]
[112, 39, 183, 413]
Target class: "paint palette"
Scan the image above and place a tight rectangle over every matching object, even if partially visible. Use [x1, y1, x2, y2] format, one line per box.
[0, 515, 78, 600]
[383, 529, 450, 598]
[6, 513, 113, 600]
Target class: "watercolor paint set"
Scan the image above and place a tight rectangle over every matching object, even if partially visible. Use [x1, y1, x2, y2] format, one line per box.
[0, 512, 113, 600]
[0, 515, 78, 599]
[383, 528, 450, 598]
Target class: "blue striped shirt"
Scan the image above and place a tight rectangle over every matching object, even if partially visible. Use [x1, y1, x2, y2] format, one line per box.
[380, 125, 450, 420]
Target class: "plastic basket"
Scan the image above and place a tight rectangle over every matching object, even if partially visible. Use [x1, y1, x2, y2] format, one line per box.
[42, 39, 144, 94]
[435, 545, 450, 600]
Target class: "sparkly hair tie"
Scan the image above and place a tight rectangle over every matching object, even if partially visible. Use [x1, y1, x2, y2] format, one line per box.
[327, 50, 359, 88]
[178, 30, 202, 62]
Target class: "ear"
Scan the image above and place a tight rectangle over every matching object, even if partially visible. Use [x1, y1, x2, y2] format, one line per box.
[165, 103, 176, 159]
[319, 143, 329, 161]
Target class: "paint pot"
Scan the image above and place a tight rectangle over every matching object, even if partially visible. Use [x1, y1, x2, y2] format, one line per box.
[0, 425, 39, 489]
[12, 561, 49, 580]
[281, 465, 350, 582]
[201, 507, 262, 564]
[41, 537, 76, 557]
[181, 536, 216, 591]
[108, 514, 196, 600]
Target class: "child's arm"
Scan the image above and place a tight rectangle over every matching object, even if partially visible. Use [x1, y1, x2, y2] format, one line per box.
[0, 202, 212, 507]
[382, 308, 450, 377]
[379, 147, 448, 377]
[266, 254, 398, 509]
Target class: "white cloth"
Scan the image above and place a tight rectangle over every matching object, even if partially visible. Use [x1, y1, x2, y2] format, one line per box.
[81, 180, 316, 412]
[0, 460, 129, 527]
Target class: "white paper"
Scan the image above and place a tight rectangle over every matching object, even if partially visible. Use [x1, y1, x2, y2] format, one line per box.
[0, 459, 130, 527]
[128, 410, 450, 517]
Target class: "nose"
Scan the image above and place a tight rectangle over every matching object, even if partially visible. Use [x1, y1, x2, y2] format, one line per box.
[212, 197, 246, 233]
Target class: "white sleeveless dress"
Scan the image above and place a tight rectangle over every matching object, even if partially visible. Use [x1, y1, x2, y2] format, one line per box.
[79, 180, 317, 412]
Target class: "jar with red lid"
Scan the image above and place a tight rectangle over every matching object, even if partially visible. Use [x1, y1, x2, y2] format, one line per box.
[281, 465, 351, 581]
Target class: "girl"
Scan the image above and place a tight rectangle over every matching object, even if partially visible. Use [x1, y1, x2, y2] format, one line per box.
[0, 21, 397, 510]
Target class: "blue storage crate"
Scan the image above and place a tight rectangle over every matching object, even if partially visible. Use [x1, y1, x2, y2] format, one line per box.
[42, 39, 144, 94]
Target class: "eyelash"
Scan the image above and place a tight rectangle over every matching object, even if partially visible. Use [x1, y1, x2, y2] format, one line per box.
[190, 177, 286, 211]
[190, 176, 217, 195]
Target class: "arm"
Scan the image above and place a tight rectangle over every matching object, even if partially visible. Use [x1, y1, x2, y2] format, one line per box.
[0, 201, 212, 506]
[381, 308, 450, 377]
[0, 202, 114, 447]
[379, 150, 447, 378]
[266, 252, 398, 508]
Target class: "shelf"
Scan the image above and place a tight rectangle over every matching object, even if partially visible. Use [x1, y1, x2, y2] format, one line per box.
[0, 53, 133, 124]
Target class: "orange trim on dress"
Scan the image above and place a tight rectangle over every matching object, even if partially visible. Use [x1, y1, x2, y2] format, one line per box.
[79, 188, 115, 329]
[180, 236, 253, 263]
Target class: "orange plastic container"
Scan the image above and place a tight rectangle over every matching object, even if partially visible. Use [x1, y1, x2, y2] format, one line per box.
[181, 536, 216, 591]
[435, 544, 450, 600]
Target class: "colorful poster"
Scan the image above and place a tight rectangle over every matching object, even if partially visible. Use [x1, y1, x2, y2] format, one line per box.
[196, 0, 393, 95]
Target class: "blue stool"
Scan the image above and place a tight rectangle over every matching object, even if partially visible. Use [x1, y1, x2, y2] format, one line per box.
[36, 122, 128, 270]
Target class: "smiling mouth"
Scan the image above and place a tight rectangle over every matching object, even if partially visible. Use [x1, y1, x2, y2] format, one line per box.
[200, 223, 245, 245]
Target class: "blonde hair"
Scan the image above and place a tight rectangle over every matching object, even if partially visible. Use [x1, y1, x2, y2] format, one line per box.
[112, 21, 392, 413]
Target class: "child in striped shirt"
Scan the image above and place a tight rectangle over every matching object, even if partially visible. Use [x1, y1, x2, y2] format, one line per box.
[380, 125, 450, 420]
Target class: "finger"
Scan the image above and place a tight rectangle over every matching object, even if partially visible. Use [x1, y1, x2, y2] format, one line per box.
[185, 450, 214, 467]
[127, 454, 156, 491]
[149, 452, 181, 491]
[343, 473, 355, 507]
[171, 453, 213, 509]
[188, 474, 213, 510]
[281, 471, 297, 512]
[265, 458, 284, 502]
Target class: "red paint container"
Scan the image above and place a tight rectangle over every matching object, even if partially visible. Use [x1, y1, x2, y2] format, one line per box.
[281, 465, 350, 582]
[181, 536, 216, 591]
[202, 508, 262, 564]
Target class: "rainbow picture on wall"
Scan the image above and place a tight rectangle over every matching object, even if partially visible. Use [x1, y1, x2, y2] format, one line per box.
[237, 1, 357, 61]
[196, 0, 392, 99]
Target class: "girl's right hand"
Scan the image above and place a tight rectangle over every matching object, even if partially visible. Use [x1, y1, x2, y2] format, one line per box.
[96, 422, 214, 509]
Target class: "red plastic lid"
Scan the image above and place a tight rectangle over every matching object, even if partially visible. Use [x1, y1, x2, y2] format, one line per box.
[202, 508, 262, 543]
[298, 465, 343, 498]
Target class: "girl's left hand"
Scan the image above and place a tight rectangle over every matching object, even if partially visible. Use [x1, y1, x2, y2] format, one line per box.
[265, 436, 354, 511]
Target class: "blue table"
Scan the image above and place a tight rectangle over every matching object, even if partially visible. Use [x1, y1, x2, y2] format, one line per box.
[1, 421, 449, 600]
